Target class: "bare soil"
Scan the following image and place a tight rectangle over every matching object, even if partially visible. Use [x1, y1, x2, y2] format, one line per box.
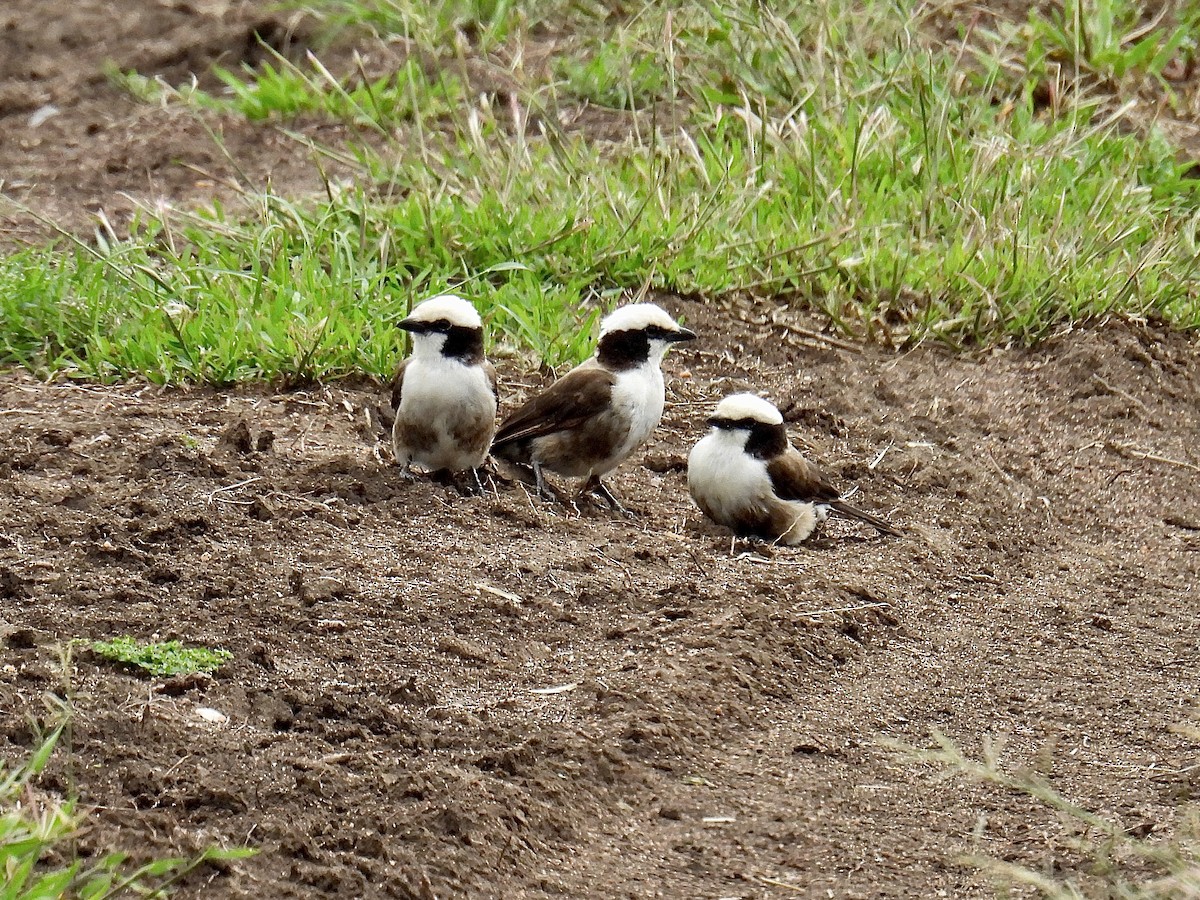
[0, 0, 354, 246]
[1, 1, 1199, 899]
[3, 299, 1199, 897]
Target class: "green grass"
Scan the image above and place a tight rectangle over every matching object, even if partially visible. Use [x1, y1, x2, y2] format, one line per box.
[298, 0, 605, 51]
[109, 51, 465, 131]
[976, 0, 1200, 93]
[90, 637, 232, 677]
[2, 708, 253, 898]
[4, 0, 1200, 384]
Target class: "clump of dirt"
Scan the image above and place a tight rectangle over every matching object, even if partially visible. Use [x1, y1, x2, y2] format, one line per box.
[2, 296, 1198, 897]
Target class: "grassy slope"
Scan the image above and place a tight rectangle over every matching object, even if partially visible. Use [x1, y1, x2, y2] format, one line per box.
[1, 0, 1199, 384]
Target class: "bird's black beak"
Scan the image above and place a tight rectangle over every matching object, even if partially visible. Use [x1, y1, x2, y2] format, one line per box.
[397, 318, 425, 334]
[668, 327, 697, 343]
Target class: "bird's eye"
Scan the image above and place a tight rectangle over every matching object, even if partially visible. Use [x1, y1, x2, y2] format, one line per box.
[434, 318, 452, 331]
[712, 417, 755, 430]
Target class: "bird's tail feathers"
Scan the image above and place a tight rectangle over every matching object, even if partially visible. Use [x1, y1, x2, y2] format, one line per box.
[828, 499, 901, 537]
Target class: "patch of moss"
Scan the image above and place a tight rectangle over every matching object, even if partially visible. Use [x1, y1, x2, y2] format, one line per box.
[91, 637, 232, 677]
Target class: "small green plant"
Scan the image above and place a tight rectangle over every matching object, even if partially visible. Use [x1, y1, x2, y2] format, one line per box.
[891, 730, 1200, 898]
[974, 0, 1199, 102]
[209, 55, 463, 128]
[1028, 0, 1197, 86]
[109, 51, 463, 131]
[90, 638, 232, 677]
[2, 708, 254, 897]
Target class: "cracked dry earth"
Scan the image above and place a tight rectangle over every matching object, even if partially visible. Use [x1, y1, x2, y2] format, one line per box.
[1, 297, 1198, 898]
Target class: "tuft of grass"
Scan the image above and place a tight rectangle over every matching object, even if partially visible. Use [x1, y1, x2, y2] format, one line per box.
[5, 0, 1200, 385]
[968, 0, 1200, 131]
[297, 0, 607, 51]
[1008, 0, 1197, 90]
[90, 637, 233, 678]
[109, 50, 464, 130]
[890, 730, 1200, 898]
[2, 708, 254, 898]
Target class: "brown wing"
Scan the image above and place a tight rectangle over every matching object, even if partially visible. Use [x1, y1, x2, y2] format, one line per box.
[766, 449, 841, 503]
[492, 363, 614, 449]
[769, 448, 901, 536]
[389, 358, 409, 411]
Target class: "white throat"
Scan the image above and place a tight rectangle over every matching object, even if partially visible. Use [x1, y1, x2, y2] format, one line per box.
[646, 339, 672, 368]
[409, 332, 450, 361]
[708, 427, 750, 453]
[606, 360, 666, 464]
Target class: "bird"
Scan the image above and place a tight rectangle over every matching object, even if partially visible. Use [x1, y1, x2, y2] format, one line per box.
[687, 393, 900, 544]
[390, 294, 497, 494]
[491, 302, 696, 515]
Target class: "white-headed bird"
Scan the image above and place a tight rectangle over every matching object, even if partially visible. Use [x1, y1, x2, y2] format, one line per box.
[391, 294, 497, 493]
[688, 393, 899, 544]
[491, 302, 696, 515]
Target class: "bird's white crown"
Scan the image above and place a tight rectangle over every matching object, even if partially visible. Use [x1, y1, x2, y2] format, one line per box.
[599, 302, 683, 336]
[407, 294, 482, 328]
[713, 393, 784, 425]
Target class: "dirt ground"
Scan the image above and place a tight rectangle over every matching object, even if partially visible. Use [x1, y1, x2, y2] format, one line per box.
[2, 1, 1200, 899]
[0, 0, 356, 246]
[2, 302, 1198, 898]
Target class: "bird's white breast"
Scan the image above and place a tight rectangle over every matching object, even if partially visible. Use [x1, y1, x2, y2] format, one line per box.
[609, 362, 665, 461]
[395, 355, 495, 470]
[687, 430, 774, 519]
[401, 355, 491, 406]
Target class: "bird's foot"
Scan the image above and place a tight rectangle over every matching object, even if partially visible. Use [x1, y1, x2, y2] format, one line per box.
[467, 467, 485, 496]
[582, 478, 636, 519]
[532, 464, 562, 504]
[731, 535, 775, 558]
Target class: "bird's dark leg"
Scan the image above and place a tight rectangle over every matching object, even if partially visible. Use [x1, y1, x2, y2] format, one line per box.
[581, 476, 635, 518]
[533, 462, 559, 503]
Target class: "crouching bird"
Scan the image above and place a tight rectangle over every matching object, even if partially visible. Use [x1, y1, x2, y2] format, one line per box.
[391, 294, 497, 494]
[688, 393, 900, 544]
[491, 302, 696, 515]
